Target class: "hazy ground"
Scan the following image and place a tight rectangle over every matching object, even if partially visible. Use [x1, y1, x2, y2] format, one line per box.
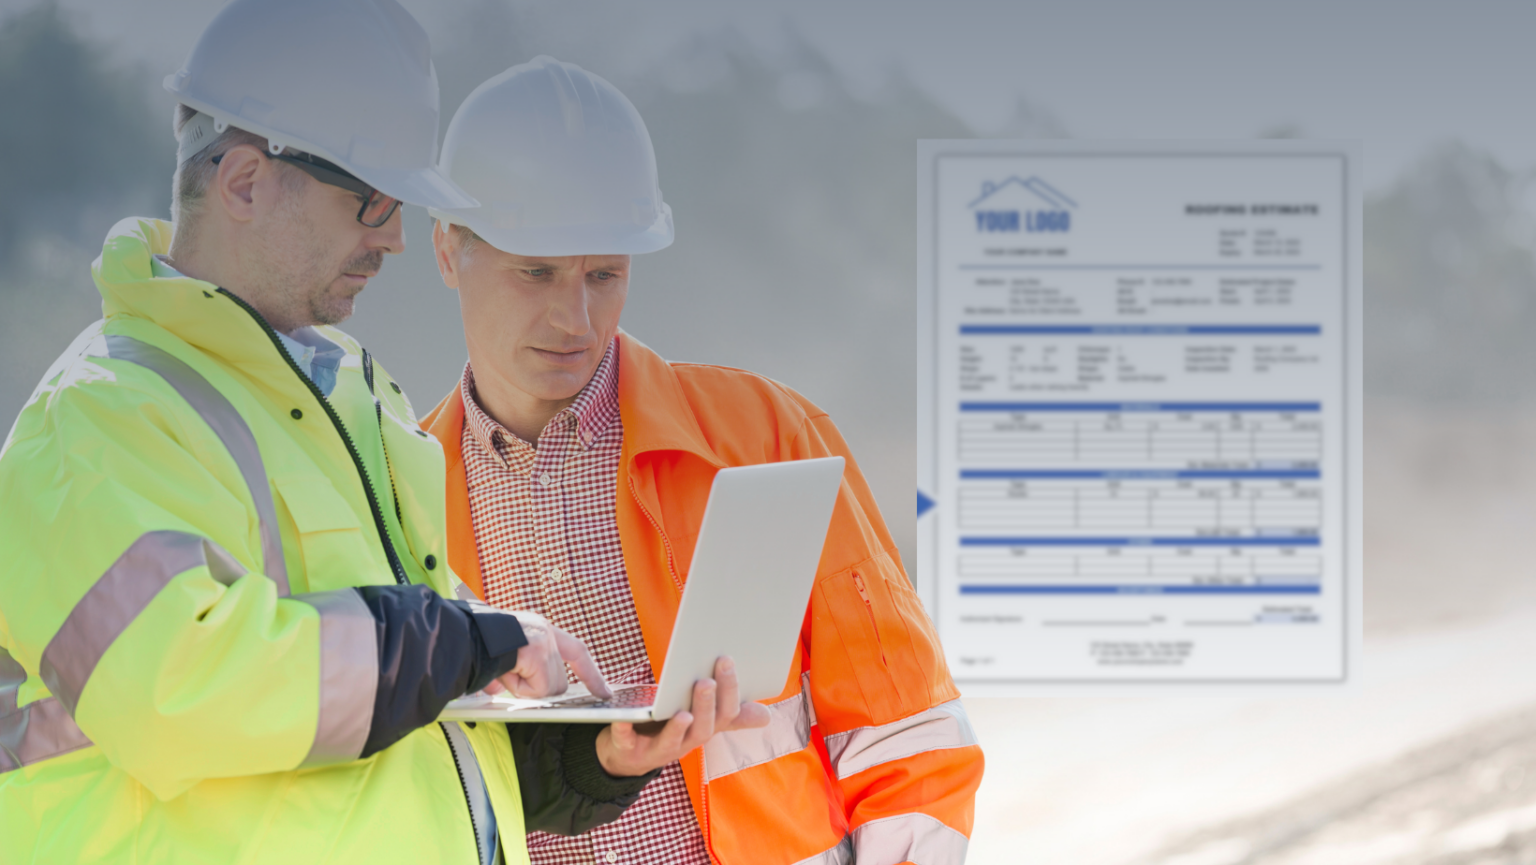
[962, 404, 1536, 864]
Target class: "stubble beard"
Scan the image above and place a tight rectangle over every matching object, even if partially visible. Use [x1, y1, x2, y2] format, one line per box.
[258, 190, 383, 330]
[307, 249, 383, 326]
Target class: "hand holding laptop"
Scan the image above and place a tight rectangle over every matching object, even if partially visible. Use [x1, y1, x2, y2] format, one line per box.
[595, 656, 770, 777]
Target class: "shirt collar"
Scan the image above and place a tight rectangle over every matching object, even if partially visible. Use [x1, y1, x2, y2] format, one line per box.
[460, 337, 621, 458]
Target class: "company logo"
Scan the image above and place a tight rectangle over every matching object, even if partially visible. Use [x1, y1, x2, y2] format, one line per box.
[969, 176, 1076, 233]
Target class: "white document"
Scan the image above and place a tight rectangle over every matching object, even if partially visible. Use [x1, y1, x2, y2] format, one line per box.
[917, 141, 1362, 691]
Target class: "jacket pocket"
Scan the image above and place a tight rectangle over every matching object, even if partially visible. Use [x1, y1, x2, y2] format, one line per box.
[272, 474, 375, 592]
[819, 550, 917, 722]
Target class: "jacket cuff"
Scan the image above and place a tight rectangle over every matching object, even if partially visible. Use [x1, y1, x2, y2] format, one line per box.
[455, 601, 529, 693]
[560, 724, 660, 803]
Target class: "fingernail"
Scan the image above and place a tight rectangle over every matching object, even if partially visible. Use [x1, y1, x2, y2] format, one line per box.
[720, 658, 735, 673]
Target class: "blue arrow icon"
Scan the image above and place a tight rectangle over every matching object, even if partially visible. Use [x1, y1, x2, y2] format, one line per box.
[917, 490, 935, 518]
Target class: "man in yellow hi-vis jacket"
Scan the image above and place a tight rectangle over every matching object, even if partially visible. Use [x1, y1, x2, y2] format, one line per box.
[0, 1, 766, 862]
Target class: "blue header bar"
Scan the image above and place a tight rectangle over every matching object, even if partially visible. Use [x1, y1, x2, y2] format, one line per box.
[961, 536, 1320, 547]
[960, 324, 1321, 336]
[960, 401, 1321, 412]
[960, 469, 1321, 480]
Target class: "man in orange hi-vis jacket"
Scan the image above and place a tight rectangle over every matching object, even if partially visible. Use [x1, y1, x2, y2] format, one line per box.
[420, 56, 984, 865]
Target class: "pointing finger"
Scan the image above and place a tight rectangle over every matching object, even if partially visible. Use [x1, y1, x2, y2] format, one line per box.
[554, 628, 612, 700]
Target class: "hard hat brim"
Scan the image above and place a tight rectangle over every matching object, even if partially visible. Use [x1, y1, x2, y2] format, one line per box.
[429, 204, 674, 258]
[359, 163, 479, 211]
[166, 87, 480, 211]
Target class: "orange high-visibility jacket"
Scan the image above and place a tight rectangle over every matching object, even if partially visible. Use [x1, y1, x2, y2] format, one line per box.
[424, 332, 982, 865]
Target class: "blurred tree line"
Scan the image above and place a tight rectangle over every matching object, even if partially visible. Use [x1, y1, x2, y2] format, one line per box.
[0, 1, 171, 264]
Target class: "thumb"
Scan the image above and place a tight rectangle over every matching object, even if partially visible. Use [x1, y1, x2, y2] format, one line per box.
[609, 722, 638, 751]
[733, 701, 772, 729]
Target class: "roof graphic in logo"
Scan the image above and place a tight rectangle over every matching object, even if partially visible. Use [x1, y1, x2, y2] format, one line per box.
[968, 176, 1078, 210]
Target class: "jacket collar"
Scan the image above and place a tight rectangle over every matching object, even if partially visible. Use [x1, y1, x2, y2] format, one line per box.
[426, 330, 727, 469]
[92, 217, 329, 382]
[612, 331, 726, 469]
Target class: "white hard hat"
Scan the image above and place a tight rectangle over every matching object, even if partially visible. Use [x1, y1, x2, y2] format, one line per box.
[430, 56, 673, 257]
[164, 0, 476, 210]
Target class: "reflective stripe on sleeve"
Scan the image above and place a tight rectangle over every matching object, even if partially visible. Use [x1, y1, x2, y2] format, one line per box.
[823, 699, 978, 780]
[703, 673, 813, 783]
[102, 334, 289, 596]
[790, 835, 853, 865]
[292, 589, 380, 766]
[39, 530, 246, 715]
[0, 649, 20, 715]
[0, 648, 92, 774]
[851, 812, 968, 865]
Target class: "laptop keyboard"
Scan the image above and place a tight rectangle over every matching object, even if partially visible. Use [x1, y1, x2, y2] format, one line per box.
[549, 684, 657, 709]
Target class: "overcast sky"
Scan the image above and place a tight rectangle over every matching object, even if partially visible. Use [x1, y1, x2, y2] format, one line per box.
[9, 0, 1536, 192]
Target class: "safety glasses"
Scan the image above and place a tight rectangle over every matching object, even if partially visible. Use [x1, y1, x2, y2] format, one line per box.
[212, 149, 403, 227]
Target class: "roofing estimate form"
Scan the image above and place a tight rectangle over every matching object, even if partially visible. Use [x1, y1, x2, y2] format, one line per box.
[917, 141, 1362, 691]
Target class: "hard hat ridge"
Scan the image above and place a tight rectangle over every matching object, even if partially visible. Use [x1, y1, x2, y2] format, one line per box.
[431, 55, 674, 257]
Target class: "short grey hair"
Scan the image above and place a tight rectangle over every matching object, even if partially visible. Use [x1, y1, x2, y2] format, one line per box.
[447, 221, 483, 255]
[171, 103, 303, 228]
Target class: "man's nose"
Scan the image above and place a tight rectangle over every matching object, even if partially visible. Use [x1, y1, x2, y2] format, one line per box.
[548, 272, 591, 336]
[366, 207, 406, 255]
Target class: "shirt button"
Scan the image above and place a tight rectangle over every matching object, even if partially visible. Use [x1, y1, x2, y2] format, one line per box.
[539, 472, 552, 486]
[605, 853, 618, 864]
[546, 567, 564, 582]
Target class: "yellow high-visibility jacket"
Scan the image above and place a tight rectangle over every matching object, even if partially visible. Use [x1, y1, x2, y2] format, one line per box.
[0, 218, 531, 863]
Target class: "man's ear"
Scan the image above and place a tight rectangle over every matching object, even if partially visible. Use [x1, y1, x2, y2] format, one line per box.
[432, 220, 461, 290]
[213, 144, 268, 224]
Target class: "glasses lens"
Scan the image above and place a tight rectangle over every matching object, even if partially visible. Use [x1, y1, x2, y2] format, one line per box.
[359, 190, 402, 228]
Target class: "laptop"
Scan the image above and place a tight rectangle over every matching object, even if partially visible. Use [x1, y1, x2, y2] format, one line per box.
[439, 456, 846, 723]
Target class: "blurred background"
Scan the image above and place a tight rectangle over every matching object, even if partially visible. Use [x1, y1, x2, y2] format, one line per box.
[3, 1, 1535, 862]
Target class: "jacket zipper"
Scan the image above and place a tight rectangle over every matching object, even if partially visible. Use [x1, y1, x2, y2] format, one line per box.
[851, 572, 889, 667]
[218, 289, 408, 585]
[440, 722, 485, 865]
[627, 476, 686, 595]
[361, 349, 404, 525]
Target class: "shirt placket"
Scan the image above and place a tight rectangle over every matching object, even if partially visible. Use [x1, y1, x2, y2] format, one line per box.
[530, 415, 582, 633]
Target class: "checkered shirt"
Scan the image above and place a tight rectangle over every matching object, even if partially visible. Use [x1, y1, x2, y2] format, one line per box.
[460, 339, 710, 865]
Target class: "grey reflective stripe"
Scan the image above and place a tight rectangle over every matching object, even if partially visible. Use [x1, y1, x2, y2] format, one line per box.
[0, 696, 94, 775]
[454, 582, 477, 602]
[441, 720, 499, 865]
[292, 589, 380, 766]
[703, 684, 812, 783]
[0, 648, 23, 715]
[103, 334, 288, 596]
[39, 531, 245, 714]
[791, 835, 853, 865]
[0, 648, 92, 774]
[852, 813, 968, 865]
[824, 699, 978, 780]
